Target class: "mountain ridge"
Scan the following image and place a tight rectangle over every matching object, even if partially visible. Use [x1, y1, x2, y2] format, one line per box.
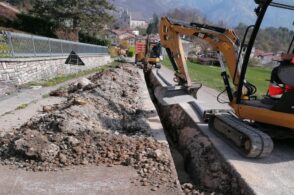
[111, 0, 292, 28]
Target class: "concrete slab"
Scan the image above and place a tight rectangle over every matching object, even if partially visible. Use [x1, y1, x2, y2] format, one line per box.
[0, 165, 177, 195]
[0, 97, 65, 133]
[152, 66, 294, 195]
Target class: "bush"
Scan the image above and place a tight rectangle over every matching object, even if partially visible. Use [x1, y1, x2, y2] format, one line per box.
[127, 47, 135, 57]
[79, 33, 111, 46]
[119, 40, 130, 50]
[5, 13, 57, 38]
[109, 46, 119, 58]
[127, 50, 134, 57]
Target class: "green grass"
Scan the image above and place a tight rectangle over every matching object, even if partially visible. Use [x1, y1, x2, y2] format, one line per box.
[42, 93, 50, 99]
[162, 58, 272, 97]
[16, 103, 28, 110]
[23, 61, 119, 87]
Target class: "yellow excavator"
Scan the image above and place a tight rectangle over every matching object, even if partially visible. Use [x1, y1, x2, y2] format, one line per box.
[135, 36, 162, 71]
[159, 0, 294, 158]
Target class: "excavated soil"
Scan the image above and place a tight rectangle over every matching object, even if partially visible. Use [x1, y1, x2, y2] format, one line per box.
[0, 64, 179, 191]
[161, 104, 244, 195]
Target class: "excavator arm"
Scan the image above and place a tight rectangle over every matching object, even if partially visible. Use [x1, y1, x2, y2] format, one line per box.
[160, 17, 241, 89]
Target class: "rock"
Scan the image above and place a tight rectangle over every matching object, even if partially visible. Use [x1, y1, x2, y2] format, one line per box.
[151, 187, 157, 191]
[43, 105, 54, 113]
[154, 149, 163, 158]
[50, 89, 68, 97]
[59, 153, 67, 164]
[142, 181, 148, 186]
[184, 183, 193, 190]
[159, 165, 165, 171]
[14, 130, 59, 162]
[73, 146, 83, 155]
[67, 136, 80, 146]
[82, 159, 89, 165]
[73, 98, 87, 106]
[75, 78, 93, 89]
[39, 143, 60, 162]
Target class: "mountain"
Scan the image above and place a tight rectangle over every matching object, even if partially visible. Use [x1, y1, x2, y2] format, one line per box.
[111, 0, 293, 28]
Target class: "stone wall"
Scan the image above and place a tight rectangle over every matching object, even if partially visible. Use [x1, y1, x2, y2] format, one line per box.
[0, 55, 112, 85]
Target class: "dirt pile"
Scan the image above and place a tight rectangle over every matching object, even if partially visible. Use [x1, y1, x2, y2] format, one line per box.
[0, 64, 177, 190]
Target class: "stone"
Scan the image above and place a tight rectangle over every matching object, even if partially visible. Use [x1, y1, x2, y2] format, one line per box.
[75, 78, 93, 89]
[82, 159, 89, 165]
[142, 182, 148, 186]
[59, 153, 67, 164]
[39, 143, 60, 162]
[185, 183, 194, 190]
[73, 98, 87, 106]
[67, 136, 80, 146]
[43, 105, 54, 113]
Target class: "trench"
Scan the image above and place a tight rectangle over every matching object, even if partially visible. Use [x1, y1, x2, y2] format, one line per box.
[144, 69, 253, 195]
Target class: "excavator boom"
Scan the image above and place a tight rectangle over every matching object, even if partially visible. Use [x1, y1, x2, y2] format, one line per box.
[160, 17, 241, 88]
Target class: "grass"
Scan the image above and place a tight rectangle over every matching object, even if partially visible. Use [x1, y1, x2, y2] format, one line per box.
[16, 103, 28, 110]
[23, 61, 119, 87]
[42, 94, 50, 99]
[162, 58, 272, 97]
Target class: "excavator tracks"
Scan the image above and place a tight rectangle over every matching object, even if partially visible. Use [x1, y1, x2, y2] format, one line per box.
[209, 114, 274, 158]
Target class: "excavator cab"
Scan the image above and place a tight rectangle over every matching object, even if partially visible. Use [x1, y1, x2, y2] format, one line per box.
[236, 0, 294, 113]
[159, 0, 294, 158]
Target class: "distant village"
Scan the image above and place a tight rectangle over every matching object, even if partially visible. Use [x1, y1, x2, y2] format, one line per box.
[0, 2, 284, 67]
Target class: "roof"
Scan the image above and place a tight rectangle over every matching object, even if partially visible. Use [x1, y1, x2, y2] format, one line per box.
[0, 2, 20, 20]
[108, 29, 137, 39]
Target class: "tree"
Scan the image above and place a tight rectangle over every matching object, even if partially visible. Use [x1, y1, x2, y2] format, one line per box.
[166, 8, 206, 24]
[30, 0, 115, 39]
[147, 14, 159, 35]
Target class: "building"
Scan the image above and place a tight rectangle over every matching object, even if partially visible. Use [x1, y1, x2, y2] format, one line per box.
[130, 20, 148, 29]
[116, 9, 148, 29]
[105, 29, 137, 46]
[253, 48, 282, 66]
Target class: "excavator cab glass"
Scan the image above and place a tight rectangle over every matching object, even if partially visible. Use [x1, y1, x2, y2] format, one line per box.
[241, 0, 294, 114]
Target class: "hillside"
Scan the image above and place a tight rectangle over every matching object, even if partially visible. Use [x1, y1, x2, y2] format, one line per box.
[111, 0, 292, 28]
[6, 0, 293, 27]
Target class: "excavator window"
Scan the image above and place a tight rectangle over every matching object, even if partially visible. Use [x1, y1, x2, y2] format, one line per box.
[150, 42, 162, 58]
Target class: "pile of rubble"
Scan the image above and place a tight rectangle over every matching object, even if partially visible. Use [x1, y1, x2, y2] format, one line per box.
[0, 64, 177, 191]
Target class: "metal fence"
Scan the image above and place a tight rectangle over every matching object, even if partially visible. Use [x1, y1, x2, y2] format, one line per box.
[0, 31, 108, 58]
